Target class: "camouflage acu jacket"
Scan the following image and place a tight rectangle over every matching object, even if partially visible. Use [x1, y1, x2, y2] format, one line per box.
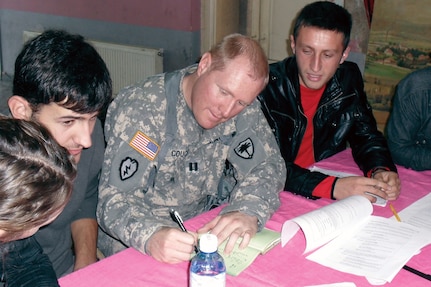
[97, 65, 286, 256]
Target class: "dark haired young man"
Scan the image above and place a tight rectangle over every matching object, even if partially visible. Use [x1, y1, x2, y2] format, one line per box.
[258, 1, 400, 202]
[6, 29, 112, 277]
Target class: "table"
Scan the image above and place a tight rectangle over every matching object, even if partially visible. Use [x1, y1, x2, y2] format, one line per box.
[59, 149, 431, 287]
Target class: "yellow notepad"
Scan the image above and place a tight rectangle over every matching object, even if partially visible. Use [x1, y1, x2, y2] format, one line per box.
[218, 228, 281, 276]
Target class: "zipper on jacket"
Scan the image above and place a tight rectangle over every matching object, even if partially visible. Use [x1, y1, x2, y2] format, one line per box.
[318, 90, 355, 110]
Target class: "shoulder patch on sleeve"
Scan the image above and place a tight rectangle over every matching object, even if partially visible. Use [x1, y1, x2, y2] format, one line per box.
[129, 131, 160, 161]
[229, 130, 266, 175]
[234, 137, 254, 159]
[120, 157, 139, 180]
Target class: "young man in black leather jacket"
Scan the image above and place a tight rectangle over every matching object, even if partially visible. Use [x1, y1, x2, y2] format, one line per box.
[258, 1, 400, 201]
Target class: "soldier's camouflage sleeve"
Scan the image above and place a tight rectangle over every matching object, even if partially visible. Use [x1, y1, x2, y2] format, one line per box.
[97, 74, 174, 255]
[97, 69, 287, 255]
[220, 101, 286, 230]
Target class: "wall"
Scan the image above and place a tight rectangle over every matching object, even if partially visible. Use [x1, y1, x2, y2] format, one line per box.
[0, 0, 201, 75]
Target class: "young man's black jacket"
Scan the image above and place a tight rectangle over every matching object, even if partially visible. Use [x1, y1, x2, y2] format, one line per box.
[258, 56, 397, 199]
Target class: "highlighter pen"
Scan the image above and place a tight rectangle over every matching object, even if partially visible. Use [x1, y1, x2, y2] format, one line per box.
[170, 209, 199, 253]
[389, 203, 401, 222]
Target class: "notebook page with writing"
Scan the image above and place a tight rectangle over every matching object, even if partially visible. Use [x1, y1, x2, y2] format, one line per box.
[218, 228, 280, 276]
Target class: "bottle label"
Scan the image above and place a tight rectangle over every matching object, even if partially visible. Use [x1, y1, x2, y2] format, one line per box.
[190, 272, 226, 287]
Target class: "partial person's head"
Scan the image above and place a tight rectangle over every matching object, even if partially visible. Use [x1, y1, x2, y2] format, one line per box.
[0, 117, 76, 242]
[8, 29, 112, 163]
[291, 1, 352, 90]
[185, 33, 268, 129]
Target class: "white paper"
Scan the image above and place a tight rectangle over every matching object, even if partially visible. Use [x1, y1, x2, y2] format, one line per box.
[397, 193, 431, 230]
[281, 194, 431, 283]
[309, 166, 357, 178]
[281, 196, 372, 252]
[306, 216, 431, 283]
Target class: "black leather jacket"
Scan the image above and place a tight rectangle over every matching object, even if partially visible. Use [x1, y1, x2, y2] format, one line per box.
[258, 57, 397, 199]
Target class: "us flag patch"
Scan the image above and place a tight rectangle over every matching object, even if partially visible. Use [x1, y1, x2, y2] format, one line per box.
[129, 131, 160, 161]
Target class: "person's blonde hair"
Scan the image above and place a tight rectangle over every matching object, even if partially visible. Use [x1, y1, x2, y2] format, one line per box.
[208, 33, 269, 85]
[0, 117, 76, 242]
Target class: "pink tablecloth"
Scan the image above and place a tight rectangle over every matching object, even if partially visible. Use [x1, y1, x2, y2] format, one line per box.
[60, 149, 431, 287]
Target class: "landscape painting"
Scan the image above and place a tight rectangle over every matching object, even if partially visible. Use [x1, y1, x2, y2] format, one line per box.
[364, 0, 431, 131]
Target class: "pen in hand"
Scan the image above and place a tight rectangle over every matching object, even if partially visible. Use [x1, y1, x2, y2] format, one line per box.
[170, 209, 199, 253]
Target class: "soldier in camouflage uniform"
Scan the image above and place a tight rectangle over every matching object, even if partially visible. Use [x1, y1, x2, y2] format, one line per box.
[97, 34, 286, 263]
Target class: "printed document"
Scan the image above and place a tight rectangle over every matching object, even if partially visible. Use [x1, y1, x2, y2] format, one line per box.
[281, 195, 431, 283]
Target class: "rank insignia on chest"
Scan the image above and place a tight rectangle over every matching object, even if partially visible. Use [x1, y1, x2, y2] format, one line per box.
[129, 131, 160, 161]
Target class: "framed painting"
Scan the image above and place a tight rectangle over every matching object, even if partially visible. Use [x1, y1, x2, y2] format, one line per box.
[364, 0, 431, 132]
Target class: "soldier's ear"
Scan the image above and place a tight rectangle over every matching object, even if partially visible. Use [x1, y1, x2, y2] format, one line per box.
[8, 96, 33, 120]
[197, 52, 211, 76]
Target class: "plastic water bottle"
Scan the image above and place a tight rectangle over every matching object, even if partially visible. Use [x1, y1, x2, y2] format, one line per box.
[189, 233, 226, 287]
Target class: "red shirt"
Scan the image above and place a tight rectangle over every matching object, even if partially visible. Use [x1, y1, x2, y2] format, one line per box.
[295, 84, 336, 199]
[294, 84, 324, 168]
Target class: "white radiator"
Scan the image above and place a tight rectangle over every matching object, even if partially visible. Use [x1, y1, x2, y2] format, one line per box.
[23, 31, 163, 95]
